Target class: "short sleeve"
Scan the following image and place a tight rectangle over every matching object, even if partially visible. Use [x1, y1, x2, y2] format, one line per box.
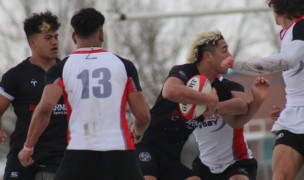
[0, 68, 20, 100]
[122, 58, 142, 92]
[293, 19, 304, 41]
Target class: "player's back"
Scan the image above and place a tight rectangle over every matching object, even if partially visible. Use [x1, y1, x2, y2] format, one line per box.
[62, 48, 132, 151]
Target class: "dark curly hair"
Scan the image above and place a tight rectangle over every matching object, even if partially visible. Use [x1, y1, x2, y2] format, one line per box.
[267, 0, 304, 19]
[71, 8, 105, 37]
[23, 11, 61, 39]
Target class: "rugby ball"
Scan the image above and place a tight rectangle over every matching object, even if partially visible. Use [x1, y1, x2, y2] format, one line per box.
[179, 75, 212, 119]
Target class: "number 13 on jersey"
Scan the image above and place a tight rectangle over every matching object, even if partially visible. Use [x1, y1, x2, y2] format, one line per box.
[77, 68, 112, 99]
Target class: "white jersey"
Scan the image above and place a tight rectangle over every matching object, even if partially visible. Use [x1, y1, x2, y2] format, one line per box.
[272, 17, 304, 134]
[233, 17, 304, 134]
[46, 47, 142, 151]
[193, 114, 253, 174]
[280, 17, 304, 107]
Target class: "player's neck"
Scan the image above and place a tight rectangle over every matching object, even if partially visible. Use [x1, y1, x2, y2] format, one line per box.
[76, 40, 102, 49]
[280, 18, 294, 29]
[29, 56, 57, 72]
[196, 64, 216, 83]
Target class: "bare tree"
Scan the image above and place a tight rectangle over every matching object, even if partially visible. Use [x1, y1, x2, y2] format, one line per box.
[0, 0, 283, 177]
[104, 0, 196, 105]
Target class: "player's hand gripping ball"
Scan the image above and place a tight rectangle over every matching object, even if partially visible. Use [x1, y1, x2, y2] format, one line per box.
[179, 75, 212, 120]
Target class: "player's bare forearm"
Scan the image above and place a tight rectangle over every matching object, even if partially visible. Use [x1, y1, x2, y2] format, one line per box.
[163, 77, 218, 106]
[217, 98, 248, 116]
[225, 77, 269, 128]
[25, 105, 52, 147]
[128, 92, 150, 137]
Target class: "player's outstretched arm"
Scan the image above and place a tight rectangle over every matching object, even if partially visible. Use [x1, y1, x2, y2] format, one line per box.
[232, 40, 304, 76]
[216, 91, 249, 116]
[225, 77, 270, 128]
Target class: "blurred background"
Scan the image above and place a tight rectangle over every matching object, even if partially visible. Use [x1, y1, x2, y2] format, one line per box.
[0, 0, 303, 179]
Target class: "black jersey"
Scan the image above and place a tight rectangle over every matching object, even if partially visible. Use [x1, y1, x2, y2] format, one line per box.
[0, 58, 68, 152]
[142, 63, 244, 158]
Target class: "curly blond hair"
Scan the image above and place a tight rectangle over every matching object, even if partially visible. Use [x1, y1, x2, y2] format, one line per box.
[39, 21, 51, 32]
[186, 30, 223, 64]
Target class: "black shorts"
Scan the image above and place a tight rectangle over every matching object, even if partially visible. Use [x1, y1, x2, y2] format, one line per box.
[54, 150, 143, 180]
[136, 142, 195, 180]
[4, 151, 63, 180]
[274, 130, 304, 157]
[191, 157, 257, 180]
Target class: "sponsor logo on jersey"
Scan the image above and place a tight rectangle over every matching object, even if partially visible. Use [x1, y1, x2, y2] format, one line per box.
[185, 118, 221, 130]
[236, 168, 248, 175]
[276, 132, 284, 139]
[185, 119, 204, 130]
[138, 152, 152, 162]
[178, 70, 187, 79]
[29, 104, 37, 111]
[193, 114, 226, 132]
[28, 104, 67, 115]
[10, 171, 18, 178]
[171, 70, 187, 80]
[30, 79, 38, 87]
[53, 104, 67, 115]
[170, 109, 223, 130]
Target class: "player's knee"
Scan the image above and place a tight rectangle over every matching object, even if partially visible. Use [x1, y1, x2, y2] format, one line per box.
[144, 175, 157, 180]
[272, 171, 294, 180]
[229, 174, 249, 180]
[186, 176, 201, 180]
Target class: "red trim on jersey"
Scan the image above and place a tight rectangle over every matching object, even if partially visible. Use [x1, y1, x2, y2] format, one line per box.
[121, 78, 136, 150]
[127, 77, 136, 93]
[233, 128, 249, 160]
[295, 16, 304, 23]
[56, 79, 72, 143]
[280, 16, 304, 40]
[72, 49, 107, 54]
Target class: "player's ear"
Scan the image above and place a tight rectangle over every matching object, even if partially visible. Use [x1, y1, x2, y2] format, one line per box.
[72, 32, 77, 44]
[28, 36, 36, 48]
[99, 28, 104, 42]
[203, 52, 212, 62]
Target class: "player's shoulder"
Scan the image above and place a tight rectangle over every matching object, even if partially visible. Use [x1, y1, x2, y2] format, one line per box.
[2, 58, 30, 77]
[112, 54, 138, 72]
[172, 63, 194, 70]
[217, 76, 244, 91]
[47, 57, 68, 76]
[170, 63, 197, 76]
[295, 17, 304, 27]
[293, 17, 304, 39]
[216, 75, 237, 83]
[114, 54, 133, 64]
